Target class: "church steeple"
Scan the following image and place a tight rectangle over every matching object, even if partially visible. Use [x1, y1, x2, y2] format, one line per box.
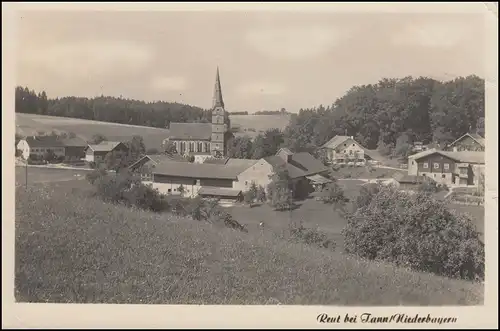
[212, 66, 224, 109]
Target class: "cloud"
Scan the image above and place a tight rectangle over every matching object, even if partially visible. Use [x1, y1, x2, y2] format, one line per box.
[20, 40, 154, 79]
[245, 25, 346, 60]
[392, 22, 472, 48]
[235, 82, 286, 97]
[150, 76, 188, 91]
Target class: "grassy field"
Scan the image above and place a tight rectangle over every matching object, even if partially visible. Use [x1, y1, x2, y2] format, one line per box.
[16, 113, 292, 147]
[334, 166, 405, 179]
[15, 183, 483, 305]
[229, 114, 291, 138]
[16, 113, 171, 150]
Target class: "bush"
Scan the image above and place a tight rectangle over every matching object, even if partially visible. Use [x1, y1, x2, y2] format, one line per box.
[290, 223, 336, 251]
[342, 186, 484, 281]
[15, 149, 22, 157]
[418, 178, 439, 193]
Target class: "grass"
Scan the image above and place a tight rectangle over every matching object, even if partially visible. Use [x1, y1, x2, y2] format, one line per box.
[333, 166, 404, 179]
[15, 183, 483, 305]
[16, 113, 171, 150]
[15, 166, 90, 187]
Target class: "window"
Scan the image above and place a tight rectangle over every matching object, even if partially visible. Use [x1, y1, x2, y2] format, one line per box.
[433, 174, 437, 178]
[412, 161, 415, 165]
[423, 162, 429, 169]
[245, 181, 248, 186]
[344, 144, 346, 147]
[444, 163, 449, 170]
[433, 163, 440, 169]
[168, 189, 172, 193]
[349, 150, 353, 155]
[442, 174, 446, 179]
[352, 144, 355, 146]
[422, 173, 426, 177]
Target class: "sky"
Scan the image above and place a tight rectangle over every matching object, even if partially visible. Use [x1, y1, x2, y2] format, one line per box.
[15, 7, 489, 113]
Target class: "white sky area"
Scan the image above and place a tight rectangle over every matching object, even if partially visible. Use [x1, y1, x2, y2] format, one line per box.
[16, 9, 487, 113]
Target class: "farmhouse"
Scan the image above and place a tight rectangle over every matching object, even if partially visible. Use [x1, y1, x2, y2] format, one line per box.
[163, 67, 233, 162]
[17, 135, 87, 160]
[150, 149, 329, 201]
[85, 141, 129, 163]
[407, 149, 485, 186]
[128, 153, 189, 180]
[320, 135, 369, 165]
[446, 133, 485, 152]
[385, 173, 428, 191]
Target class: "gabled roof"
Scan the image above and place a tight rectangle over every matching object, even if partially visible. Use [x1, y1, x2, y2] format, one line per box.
[23, 135, 88, 148]
[168, 123, 212, 141]
[152, 160, 250, 180]
[263, 152, 328, 179]
[392, 172, 426, 184]
[128, 153, 188, 170]
[448, 133, 485, 148]
[321, 135, 354, 149]
[408, 148, 485, 164]
[87, 141, 124, 152]
[198, 187, 241, 197]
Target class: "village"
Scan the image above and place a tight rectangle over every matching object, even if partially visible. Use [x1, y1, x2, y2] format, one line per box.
[15, 68, 485, 208]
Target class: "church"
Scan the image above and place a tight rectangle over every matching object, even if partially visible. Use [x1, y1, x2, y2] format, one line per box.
[164, 67, 233, 162]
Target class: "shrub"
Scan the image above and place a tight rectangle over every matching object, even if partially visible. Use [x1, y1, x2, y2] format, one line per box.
[418, 178, 439, 193]
[15, 149, 22, 157]
[290, 223, 336, 251]
[342, 186, 484, 281]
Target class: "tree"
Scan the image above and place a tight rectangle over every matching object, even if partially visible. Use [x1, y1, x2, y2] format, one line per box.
[319, 181, 349, 213]
[251, 128, 285, 159]
[244, 182, 258, 207]
[256, 185, 267, 203]
[177, 184, 185, 197]
[267, 165, 293, 211]
[163, 140, 177, 154]
[43, 149, 56, 163]
[89, 134, 107, 145]
[227, 136, 253, 159]
[128, 135, 146, 161]
[342, 186, 484, 281]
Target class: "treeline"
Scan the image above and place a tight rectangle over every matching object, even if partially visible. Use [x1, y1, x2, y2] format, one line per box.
[283, 75, 485, 155]
[15, 86, 230, 129]
[254, 109, 289, 115]
[230, 111, 249, 115]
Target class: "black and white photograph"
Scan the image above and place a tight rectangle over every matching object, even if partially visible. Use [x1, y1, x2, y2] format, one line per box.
[3, 2, 498, 329]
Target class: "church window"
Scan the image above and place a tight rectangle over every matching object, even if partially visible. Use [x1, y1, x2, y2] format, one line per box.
[189, 142, 194, 152]
[197, 142, 203, 152]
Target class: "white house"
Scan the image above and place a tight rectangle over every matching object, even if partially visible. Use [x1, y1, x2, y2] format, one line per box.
[320, 135, 367, 165]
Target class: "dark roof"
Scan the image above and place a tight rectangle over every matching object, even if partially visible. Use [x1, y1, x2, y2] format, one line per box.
[204, 157, 230, 165]
[198, 187, 241, 197]
[321, 135, 353, 149]
[408, 149, 484, 164]
[168, 123, 212, 141]
[263, 152, 328, 179]
[449, 133, 485, 148]
[153, 161, 247, 180]
[393, 173, 427, 184]
[87, 141, 125, 152]
[128, 154, 188, 170]
[24, 136, 87, 148]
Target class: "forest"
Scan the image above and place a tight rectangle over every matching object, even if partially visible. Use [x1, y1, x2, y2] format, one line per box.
[15, 74, 484, 159]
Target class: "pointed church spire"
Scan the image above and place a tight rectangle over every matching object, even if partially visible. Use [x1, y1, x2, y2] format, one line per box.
[212, 66, 224, 109]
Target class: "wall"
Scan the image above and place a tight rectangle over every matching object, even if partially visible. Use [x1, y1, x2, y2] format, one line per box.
[450, 136, 484, 152]
[200, 178, 233, 188]
[325, 138, 365, 163]
[174, 140, 211, 155]
[152, 182, 200, 198]
[233, 159, 274, 193]
[22, 142, 65, 159]
[65, 146, 86, 159]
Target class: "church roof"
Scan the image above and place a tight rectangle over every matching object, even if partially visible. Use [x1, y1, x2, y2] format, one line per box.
[168, 122, 212, 141]
[213, 66, 224, 108]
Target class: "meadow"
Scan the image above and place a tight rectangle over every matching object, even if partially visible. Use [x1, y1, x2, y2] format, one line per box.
[16, 113, 291, 147]
[229, 114, 291, 138]
[16, 113, 171, 150]
[15, 182, 484, 305]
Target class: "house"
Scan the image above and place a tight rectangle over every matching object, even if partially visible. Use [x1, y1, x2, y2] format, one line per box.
[234, 148, 331, 195]
[163, 67, 233, 160]
[151, 159, 253, 199]
[16, 135, 87, 160]
[407, 149, 485, 186]
[150, 149, 330, 201]
[85, 141, 129, 163]
[385, 173, 428, 191]
[320, 135, 368, 165]
[446, 133, 485, 152]
[128, 153, 189, 181]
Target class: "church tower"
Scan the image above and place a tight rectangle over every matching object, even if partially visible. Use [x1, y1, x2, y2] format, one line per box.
[210, 66, 227, 157]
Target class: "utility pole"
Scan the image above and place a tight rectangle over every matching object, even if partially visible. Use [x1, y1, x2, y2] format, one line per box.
[25, 159, 28, 188]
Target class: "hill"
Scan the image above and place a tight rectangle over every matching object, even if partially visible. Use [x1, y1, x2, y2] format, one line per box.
[229, 114, 291, 138]
[15, 183, 483, 305]
[16, 113, 171, 150]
